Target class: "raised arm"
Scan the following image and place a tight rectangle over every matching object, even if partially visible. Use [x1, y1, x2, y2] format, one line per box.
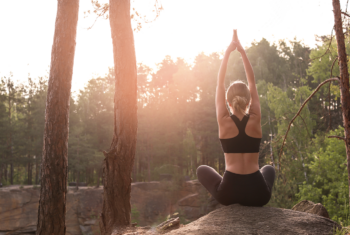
[216, 42, 236, 122]
[236, 42, 261, 118]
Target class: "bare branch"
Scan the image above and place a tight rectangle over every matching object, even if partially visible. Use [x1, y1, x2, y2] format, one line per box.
[342, 11, 350, 17]
[278, 77, 340, 169]
[310, 27, 334, 61]
[85, 1, 109, 30]
[87, 12, 107, 30]
[296, 113, 311, 138]
[328, 135, 346, 141]
[331, 56, 338, 78]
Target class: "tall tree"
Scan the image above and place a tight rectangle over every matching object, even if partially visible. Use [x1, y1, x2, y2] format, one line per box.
[36, 0, 79, 234]
[332, 0, 350, 212]
[5, 77, 15, 185]
[99, 0, 137, 233]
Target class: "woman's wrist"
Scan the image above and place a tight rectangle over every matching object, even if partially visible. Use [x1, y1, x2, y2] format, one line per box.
[239, 49, 246, 55]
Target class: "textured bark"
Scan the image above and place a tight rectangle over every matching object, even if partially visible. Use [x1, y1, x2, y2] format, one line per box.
[36, 0, 79, 234]
[99, 0, 137, 233]
[333, 0, 350, 213]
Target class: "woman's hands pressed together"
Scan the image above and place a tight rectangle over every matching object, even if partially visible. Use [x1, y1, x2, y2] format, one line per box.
[226, 40, 244, 54]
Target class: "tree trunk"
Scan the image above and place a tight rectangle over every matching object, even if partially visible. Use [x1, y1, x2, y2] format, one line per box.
[28, 155, 32, 185]
[76, 135, 80, 190]
[7, 81, 13, 185]
[96, 166, 101, 188]
[76, 170, 79, 190]
[35, 156, 39, 185]
[10, 163, 13, 185]
[99, 0, 137, 233]
[36, 0, 79, 234]
[332, 0, 350, 213]
[4, 165, 7, 181]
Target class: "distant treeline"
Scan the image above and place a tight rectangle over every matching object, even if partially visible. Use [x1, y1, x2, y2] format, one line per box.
[0, 37, 348, 222]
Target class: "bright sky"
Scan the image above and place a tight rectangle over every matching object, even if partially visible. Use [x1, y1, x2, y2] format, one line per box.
[0, 0, 346, 92]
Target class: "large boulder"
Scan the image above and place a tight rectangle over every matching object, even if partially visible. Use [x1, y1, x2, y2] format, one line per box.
[292, 200, 330, 219]
[167, 204, 341, 235]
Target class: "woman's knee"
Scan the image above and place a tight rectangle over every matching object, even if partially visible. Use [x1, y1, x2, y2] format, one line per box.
[261, 165, 275, 175]
[196, 165, 209, 178]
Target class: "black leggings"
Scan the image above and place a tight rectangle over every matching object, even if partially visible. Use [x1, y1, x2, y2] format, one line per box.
[197, 165, 275, 207]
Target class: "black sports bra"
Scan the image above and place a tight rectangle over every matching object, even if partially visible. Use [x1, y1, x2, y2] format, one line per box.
[219, 114, 261, 153]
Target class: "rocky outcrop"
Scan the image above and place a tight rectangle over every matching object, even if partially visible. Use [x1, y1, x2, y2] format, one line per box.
[130, 180, 206, 225]
[0, 180, 207, 235]
[292, 200, 330, 218]
[166, 204, 341, 235]
[0, 188, 39, 235]
[2, 185, 341, 235]
[0, 186, 103, 235]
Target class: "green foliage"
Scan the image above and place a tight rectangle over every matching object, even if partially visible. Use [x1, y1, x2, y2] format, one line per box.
[266, 82, 315, 209]
[333, 226, 350, 235]
[297, 127, 349, 224]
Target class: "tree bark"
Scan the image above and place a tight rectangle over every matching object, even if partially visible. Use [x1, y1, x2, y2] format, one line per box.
[35, 156, 39, 185]
[28, 155, 32, 185]
[7, 81, 13, 185]
[36, 0, 79, 234]
[99, 0, 137, 233]
[332, 0, 350, 213]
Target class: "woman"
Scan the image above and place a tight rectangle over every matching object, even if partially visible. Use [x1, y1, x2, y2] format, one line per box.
[196, 32, 275, 207]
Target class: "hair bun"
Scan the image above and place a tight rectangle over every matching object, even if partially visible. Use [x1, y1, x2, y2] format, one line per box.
[232, 96, 248, 114]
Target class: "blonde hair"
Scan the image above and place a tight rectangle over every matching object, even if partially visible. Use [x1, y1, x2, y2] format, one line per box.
[226, 81, 251, 114]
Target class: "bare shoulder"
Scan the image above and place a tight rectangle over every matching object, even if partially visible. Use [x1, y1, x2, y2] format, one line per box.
[246, 112, 262, 138]
[218, 115, 237, 138]
[217, 114, 233, 129]
[248, 104, 261, 122]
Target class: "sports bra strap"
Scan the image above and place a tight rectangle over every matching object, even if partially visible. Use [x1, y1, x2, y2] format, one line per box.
[230, 114, 249, 133]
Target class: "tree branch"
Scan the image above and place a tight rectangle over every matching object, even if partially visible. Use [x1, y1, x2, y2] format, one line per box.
[328, 135, 346, 141]
[310, 27, 334, 61]
[278, 77, 340, 169]
[296, 113, 311, 138]
[342, 11, 350, 17]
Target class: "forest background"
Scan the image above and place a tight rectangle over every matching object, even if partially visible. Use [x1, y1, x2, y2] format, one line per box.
[0, 33, 349, 225]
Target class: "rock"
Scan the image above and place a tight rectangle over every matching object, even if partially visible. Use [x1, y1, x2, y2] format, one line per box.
[176, 206, 203, 220]
[167, 204, 341, 235]
[292, 200, 330, 218]
[130, 180, 206, 225]
[132, 181, 161, 191]
[0, 181, 206, 234]
[84, 220, 97, 226]
[174, 193, 223, 221]
[159, 174, 173, 181]
[177, 194, 201, 207]
[69, 182, 88, 187]
[156, 217, 180, 232]
[0, 188, 39, 234]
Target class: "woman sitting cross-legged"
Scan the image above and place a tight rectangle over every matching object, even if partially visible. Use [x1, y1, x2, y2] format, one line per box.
[197, 31, 275, 207]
